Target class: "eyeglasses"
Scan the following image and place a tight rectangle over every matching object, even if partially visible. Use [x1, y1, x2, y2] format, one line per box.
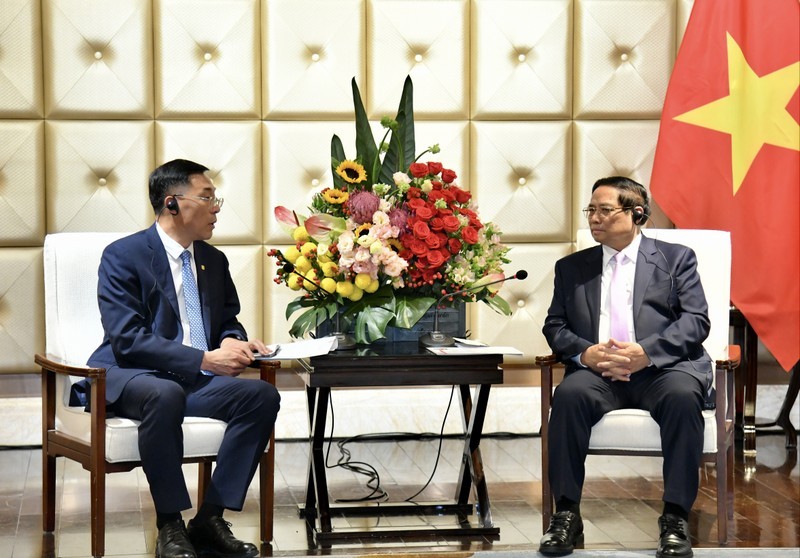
[582, 206, 630, 219]
[171, 193, 224, 209]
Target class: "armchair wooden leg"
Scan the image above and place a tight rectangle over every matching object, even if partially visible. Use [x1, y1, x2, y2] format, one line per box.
[90, 469, 105, 558]
[259, 433, 275, 544]
[198, 461, 212, 506]
[43, 452, 56, 533]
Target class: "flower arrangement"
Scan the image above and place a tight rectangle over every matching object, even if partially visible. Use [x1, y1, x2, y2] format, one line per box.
[269, 77, 510, 344]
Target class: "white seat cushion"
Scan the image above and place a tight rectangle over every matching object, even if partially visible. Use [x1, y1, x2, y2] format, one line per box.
[56, 398, 228, 463]
[589, 408, 718, 453]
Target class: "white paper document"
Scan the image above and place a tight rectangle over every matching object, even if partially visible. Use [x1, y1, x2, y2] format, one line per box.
[427, 345, 523, 356]
[254, 336, 338, 360]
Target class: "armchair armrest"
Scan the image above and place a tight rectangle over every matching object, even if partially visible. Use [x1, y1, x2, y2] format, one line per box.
[250, 359, 280, 385]
[715, 344, 741, 371]
[35, 353, 106, 379]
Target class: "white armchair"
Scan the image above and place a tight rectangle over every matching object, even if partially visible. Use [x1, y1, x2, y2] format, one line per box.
[537, 229, 740, 544]
[37, 232, 279, 557]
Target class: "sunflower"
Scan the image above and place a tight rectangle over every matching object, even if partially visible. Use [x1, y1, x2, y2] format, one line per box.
[354, 223, 372, 237]
[322, 188, 349, 204]
[335, 160, 367, 184]
[386, 238, 403, 253]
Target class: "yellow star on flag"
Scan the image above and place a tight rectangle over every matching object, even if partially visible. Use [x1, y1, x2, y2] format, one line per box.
[673, 32, 800, 195]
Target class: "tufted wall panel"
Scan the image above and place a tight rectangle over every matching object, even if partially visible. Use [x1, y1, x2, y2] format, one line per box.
[0, 0, 692, 373]
[0, 0, 43, 118]
[43, 0, 153, 118]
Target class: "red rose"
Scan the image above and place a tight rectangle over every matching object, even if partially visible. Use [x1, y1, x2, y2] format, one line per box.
[427, 162, 443, 175]
[427, 190, 445, 203]
[407, 186, 422, 198]
[441, 189, 456, 203]
[461, 225, 479, 245]
[431, 180, 443, 190]
[412, 220, 431, 239]
[425, 234, 441, 249]
[408, 238, 427, 256]
[425, 250, 446, 268]
[422, 269, 438, 283]
[452, 187, 471, 204]
[407, 198, 426, 211]
[447, 237, 462, 254]
[416, 206, 435, 220]
[469, 216, 483, 230]
[429, 216, 444, 231]
[442, 215, 461, 233]
[409, 162, 429, 178]
[441, 168, 457, 183]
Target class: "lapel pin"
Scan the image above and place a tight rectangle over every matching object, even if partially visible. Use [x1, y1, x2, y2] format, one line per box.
[201, 265, 206, 271]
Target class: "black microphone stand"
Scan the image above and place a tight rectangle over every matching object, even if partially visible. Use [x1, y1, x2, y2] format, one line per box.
[418, 271, 528, 349]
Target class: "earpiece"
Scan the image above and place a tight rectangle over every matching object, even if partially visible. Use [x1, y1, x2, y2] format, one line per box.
[632, 206, 648, 226]
[165, 197, 179, 215]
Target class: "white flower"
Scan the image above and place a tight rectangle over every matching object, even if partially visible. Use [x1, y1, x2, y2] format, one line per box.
[393, 172, 411, 185]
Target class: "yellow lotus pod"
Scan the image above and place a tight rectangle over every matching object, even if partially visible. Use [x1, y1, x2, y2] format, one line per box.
[354, 273, 372, 290]
[348, 286, 364, 302]
[300, 242, 317, 257]
[282, 245, 301, 264]
[319, 277, 337, 294]
[321, 261, 339, 277]
[335, 281, 354, 297]
[364, 278, 380, 293]
[303, 269, 318, 291]
[294, 255, 312, 273]
[292, 226, 310, 242]
[287, 274, 304, 291]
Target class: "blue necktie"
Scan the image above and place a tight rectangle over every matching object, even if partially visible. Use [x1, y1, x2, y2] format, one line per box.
[180, 250, 212, 375]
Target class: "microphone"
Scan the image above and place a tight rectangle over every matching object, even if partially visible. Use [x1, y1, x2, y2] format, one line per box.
[281, 262, 356, 350]
[418, 270, 528, 348]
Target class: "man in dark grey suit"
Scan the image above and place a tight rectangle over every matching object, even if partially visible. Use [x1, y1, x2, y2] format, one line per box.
[538, 177, 711, 558]
[88, 159, 280, 558]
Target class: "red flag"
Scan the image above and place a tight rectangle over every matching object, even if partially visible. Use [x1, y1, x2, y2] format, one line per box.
[650, 0, 800, 371]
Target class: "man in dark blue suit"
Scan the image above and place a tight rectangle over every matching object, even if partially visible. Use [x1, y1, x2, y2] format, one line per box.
[539, 177, 710, 558]
[87, 159, 280, 558]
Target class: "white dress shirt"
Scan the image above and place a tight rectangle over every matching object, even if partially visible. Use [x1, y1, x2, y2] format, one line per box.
[155, 221, 197, 348]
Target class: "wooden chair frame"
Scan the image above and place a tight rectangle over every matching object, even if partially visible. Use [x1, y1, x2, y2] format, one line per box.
[537, 346, 740, 544]
[38, 353, 279, 558]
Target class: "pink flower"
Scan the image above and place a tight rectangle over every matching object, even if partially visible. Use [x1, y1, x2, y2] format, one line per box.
[388, 207, 409, 229]
[347, 191, 380, 224]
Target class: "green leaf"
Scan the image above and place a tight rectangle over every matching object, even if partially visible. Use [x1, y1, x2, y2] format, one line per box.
[285, 297, 307, 320]
[288, 306, 325, 338]
[330, 135, 346, 189]
[393, 295, 435, 328]
[351, 78, 378, 185]
[352, 307, 395, 344]
[341, 285, 395, 318]
[483, 295, 512, 316]
[379, 75, 415, 184]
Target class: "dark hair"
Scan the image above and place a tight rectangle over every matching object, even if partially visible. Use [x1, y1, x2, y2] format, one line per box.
[591, 176, 650, 218]
[148, 159, 209, 212]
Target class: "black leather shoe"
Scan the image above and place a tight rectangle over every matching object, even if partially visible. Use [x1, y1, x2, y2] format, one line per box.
[538, 510, 584, 556]
[156, 519, 197, 558]
[187, 515, 258, 558]
[656, 514, 693, 557]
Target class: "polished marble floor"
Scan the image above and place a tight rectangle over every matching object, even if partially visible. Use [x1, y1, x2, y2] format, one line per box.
[1, 427, 798, 558]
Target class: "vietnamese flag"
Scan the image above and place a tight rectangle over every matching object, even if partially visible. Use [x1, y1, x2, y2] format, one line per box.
[650, 0, 800, 371]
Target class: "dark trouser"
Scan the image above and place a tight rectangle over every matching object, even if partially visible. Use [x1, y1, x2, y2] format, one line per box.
[548, 366, 704, 513]
[112, 373, 281, 514]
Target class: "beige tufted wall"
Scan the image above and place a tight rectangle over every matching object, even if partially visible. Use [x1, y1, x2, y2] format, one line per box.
[0, 0, 694, 375]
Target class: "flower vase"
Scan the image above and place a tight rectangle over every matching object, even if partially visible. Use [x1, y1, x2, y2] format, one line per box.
[315, 304, 466, 347]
